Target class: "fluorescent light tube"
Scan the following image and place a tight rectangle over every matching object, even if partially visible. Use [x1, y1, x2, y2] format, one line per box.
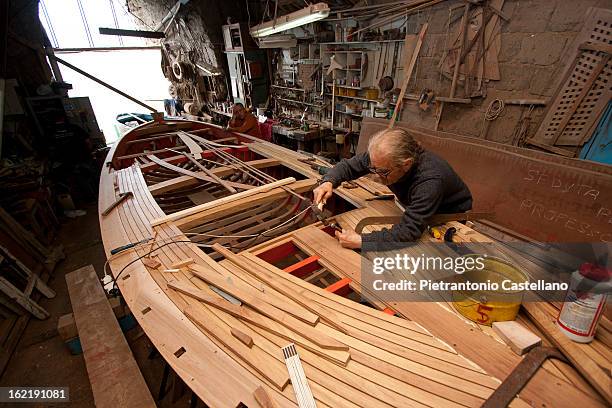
[250, 3, 330, 38]
[257, 35, 297, 48]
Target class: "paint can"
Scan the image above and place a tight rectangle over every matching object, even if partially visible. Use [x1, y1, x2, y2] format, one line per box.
[452, 255, 528, 326]
[557, 263, 611, 343]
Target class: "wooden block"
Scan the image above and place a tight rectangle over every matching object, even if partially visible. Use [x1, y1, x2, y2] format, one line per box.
[231, 327, 254, 347]
[141, 257, 161, 269]
[493, 321, 542, 355]
[57, 313, 78, 341]
[253, 386, 278, 408]
[170, 258, 194, 269]
[163, 269, 180, 273]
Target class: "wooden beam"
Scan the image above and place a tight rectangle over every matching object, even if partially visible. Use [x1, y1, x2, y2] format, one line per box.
[389, 23, 428, 128]
[177, 132, 204, 158]
[212, 245, 347, 335]
[151, 177, 296, 227]
[138, 146, 249, 172]
[184, 305, 290, 390]
[149, 158, 280, 196]
[66, 265, 155, 408]
[189, 263, 320, 326]
[526, 140, 576, 157]
[169, 281, 350, 366]
[98, 27, 165, 39]
[436, 96, 471, 104]
[146, 155, 254, 191]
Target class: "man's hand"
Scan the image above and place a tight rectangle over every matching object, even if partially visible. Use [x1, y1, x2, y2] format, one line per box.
[313, 181, 333, 206]
[335, 228, 362, 249]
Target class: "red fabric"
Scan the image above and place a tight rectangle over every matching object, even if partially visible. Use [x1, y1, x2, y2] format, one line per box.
[257, 120, 274, 142]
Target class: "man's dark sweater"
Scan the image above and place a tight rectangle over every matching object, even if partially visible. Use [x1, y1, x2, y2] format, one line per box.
[321, 150, 472, 243]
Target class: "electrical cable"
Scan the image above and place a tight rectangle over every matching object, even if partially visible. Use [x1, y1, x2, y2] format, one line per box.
[104, 206, 311, 293]
[39, 0, 59, 48]
[107, 239, 222, 294]
[76, 0, 95, 48]
[108, 0, 123, 46]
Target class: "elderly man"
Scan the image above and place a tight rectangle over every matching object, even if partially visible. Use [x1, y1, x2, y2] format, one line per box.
[227, 103, 262, 138]
[313, 128, 472, 248]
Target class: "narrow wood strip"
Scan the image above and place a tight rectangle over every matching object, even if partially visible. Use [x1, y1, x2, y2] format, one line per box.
[188, 265, 347, 351]
[177, 132, 204, 158]
[169, 280, 350, 366]
[212, 244, 348, 334]
[184, 305, 290, 390]
[146, 155, 254, 191]
[190, 263, 319, 326]
[151, 177, 297, 227]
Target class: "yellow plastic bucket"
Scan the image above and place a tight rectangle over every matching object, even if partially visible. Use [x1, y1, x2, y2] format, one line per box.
[451, 255, 528, 326]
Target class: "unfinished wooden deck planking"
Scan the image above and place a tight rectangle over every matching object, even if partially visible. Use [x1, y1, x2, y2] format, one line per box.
[100, 120, 610, 408]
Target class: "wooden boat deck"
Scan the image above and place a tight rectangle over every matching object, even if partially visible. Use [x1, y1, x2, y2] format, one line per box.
[99, 120, 609, 407]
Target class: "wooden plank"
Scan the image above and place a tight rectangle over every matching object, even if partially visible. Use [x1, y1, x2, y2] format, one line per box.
[177, 132, 204, 158]
[389, 23, 428, 128]
[523, 302, 612, 403]
[492, 321, 542, 355]
[99, 27, 165, 38]
[175, 179, 317, 231]
[212, 244, 347, 334]
[149, 158, 280, 196]
[169, 280, 351, 366]
[436, 96, 472, 103]
[188, 265, 347, 351]
[189, 263, 320, 326]
[146, 155, 254, 191]
[65, 265, 155, 408]
[286, 228, 606, 407]
[151, 177, 297, 227]
[184, 305, 290, 391]
[170, 258, 194, 269]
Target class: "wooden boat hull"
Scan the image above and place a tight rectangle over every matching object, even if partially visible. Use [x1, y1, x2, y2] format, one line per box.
[99, 119, 609, 407]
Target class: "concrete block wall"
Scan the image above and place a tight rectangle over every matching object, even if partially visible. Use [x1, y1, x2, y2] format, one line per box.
[399, 0, 609, 143]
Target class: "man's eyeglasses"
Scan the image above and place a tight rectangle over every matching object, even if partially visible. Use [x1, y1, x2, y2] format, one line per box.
[368, 166, 392, 177]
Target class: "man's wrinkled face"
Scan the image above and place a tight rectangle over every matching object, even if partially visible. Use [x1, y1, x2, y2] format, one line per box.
[369, 145, 413, 185]
[233, 105, 246, 120]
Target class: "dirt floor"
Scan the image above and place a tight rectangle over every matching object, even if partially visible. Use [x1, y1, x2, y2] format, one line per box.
[0, 202, 198, 407]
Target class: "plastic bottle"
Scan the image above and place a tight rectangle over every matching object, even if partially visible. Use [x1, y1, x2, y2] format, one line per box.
[557, 263, 611, 343]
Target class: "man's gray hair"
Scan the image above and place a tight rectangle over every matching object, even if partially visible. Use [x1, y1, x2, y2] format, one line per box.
[367, 128, 423, 165]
